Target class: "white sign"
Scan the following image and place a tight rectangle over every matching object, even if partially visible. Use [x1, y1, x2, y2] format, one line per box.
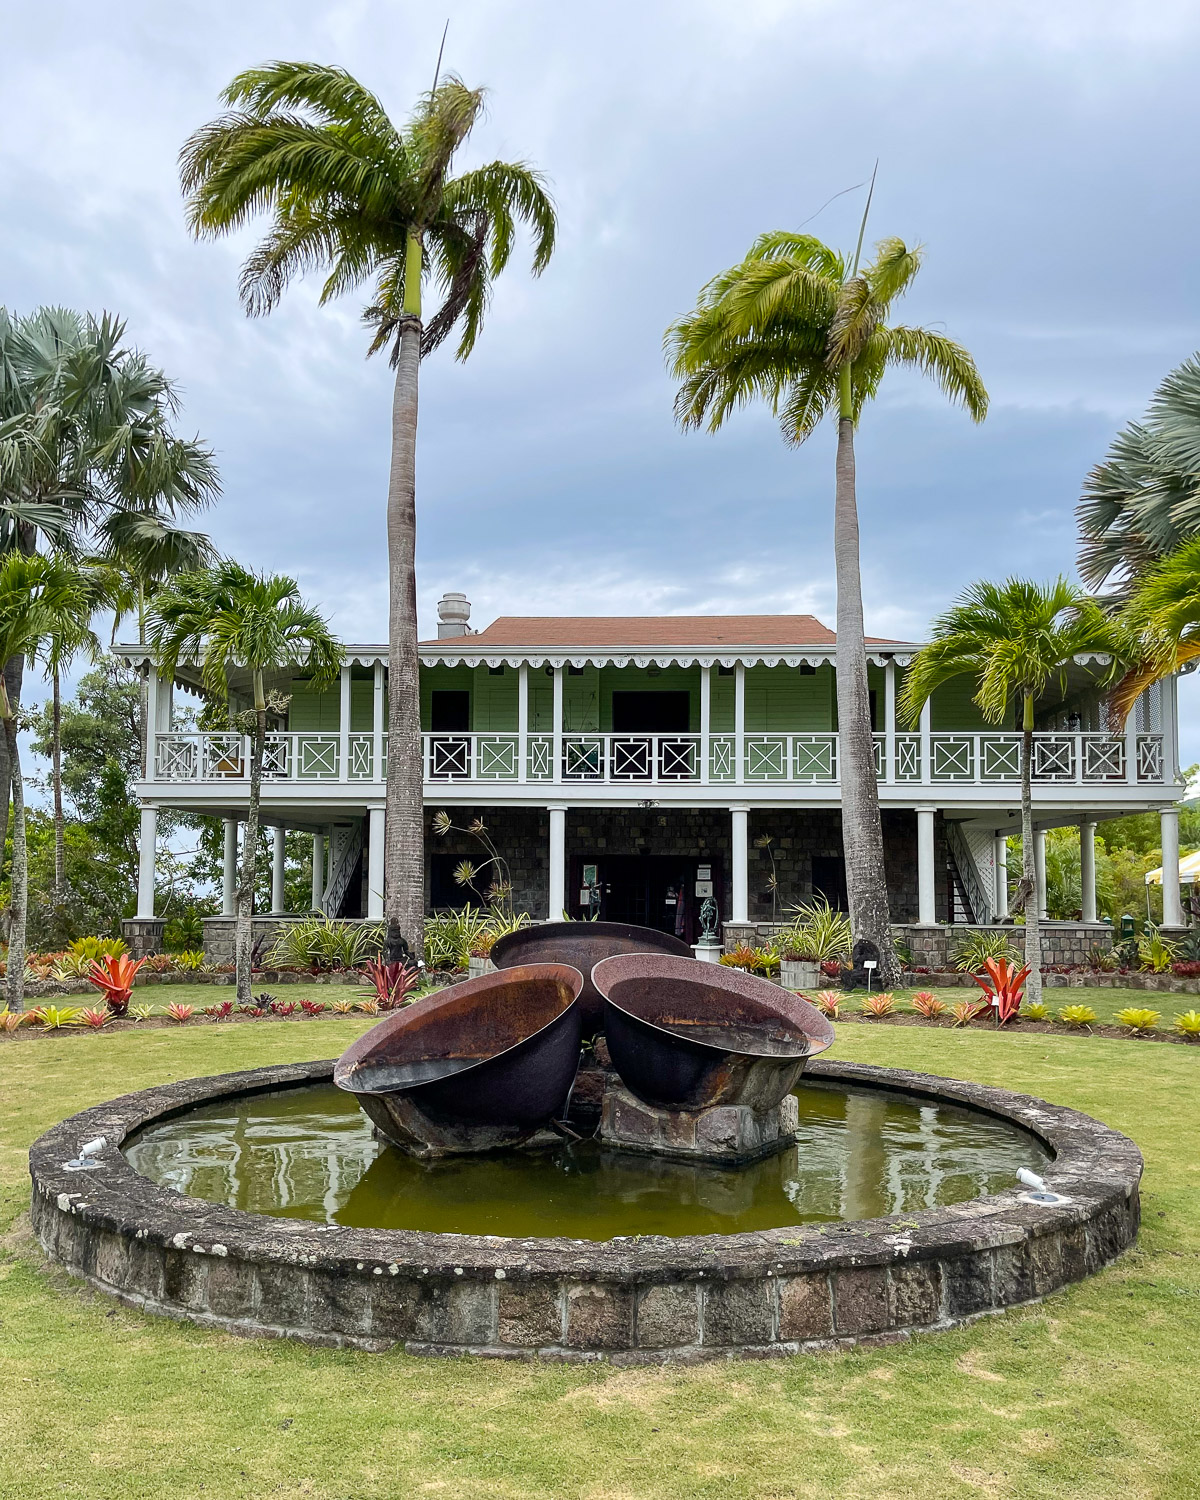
[695, 880, 713, 898]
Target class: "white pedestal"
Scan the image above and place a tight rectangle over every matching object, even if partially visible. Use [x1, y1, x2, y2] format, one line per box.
[691, 942, 723, 964]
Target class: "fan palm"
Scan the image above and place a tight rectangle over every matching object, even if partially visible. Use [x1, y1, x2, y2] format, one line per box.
[149, 563, 343, 1002]
[1110, 535, 1200, 722]
[667, 226, 987, 982]
[1078, 354, 1200, 596]
[0, 553, 100, 1007]
[899, 578, 1127, 1003]
[180, 61, 556, 961]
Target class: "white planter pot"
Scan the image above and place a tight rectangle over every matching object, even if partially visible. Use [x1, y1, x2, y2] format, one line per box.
[780, 958, 820, 991]
[467, 956, 497, 981]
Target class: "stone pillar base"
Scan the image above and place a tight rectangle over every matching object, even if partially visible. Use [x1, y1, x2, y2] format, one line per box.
[121, 917, 166, 958]
[599, 1080, 799, 1166]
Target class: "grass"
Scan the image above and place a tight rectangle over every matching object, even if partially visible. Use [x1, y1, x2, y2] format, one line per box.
[2, 1023, 1199, 1499]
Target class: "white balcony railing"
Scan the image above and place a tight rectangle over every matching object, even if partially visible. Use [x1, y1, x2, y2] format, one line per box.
[150, 729, 1169, 789]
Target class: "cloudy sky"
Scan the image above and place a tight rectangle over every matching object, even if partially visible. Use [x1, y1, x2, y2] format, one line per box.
[5, 1, 1200, 755]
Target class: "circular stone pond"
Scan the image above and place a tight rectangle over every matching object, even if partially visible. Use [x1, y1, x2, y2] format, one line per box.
[29, 1059, 1143, 1361]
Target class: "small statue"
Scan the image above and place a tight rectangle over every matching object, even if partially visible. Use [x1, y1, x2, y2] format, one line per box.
[699, 895, 719, 944]
[840, 938, 881, 991]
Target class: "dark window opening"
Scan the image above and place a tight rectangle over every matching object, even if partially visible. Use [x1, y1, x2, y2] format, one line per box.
[568, 664, 584, 676]
[611, 691, 690, 733]
[717, 664, 734, 676]
[429, 852, 482, 909]
[488, 665, 505, 676]
[811, 854, 848, 912]
[799, 663, 816, 676]
[430, 690, 470, 731]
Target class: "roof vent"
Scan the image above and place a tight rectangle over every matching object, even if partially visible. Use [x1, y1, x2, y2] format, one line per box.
[436, 591, 472, 638]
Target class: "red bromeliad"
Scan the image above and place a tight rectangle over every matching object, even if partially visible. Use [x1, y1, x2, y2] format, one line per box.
[971, 956, 1031, 1025]
[85, 954, 147, 1016]
[359, 957, 421, 1010]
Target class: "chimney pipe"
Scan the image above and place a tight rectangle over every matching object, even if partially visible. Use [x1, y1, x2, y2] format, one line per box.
[436, 591, 472, 638]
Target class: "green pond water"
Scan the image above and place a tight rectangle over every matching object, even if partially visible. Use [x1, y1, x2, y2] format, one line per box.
[124, 1082, 1049, 1241]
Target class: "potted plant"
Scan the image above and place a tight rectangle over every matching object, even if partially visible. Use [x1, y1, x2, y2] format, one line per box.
[779, 945, 820, 992]
[776, 898, 852, 991]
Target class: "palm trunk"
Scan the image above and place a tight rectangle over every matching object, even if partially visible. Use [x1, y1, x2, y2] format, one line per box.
[235, 693, 265, 1005]
[0, 653, 25, 892]
[833, 370, 898, 984]
[3, 702, 27, 1011]
[383, 231, 426, 965]
[52, 667, 65, 902]
[1021, 690, 1042, 1005]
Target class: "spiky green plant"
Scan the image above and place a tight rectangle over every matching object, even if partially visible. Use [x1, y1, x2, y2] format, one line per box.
[1115, 1007, 1161, 1034]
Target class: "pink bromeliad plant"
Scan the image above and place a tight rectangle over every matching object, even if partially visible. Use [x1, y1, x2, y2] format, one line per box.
[971, 957, 1031, 1025]
[85, 954, 147, 1016]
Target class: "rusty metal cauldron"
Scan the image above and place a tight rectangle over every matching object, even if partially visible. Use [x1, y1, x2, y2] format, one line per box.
[491, 921, 691, 1037]
[333, 964, 584, 1158]
[592, 953, 835, 1112]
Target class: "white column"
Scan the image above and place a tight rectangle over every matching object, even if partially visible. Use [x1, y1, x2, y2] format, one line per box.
[731, 804, 750, 923]
[339, 664, 352, 782]
[1125, 690, 1140, 785]
[916, 806, 936, 924]
[1080, 819, 1097, 923]
[734, 663, 746, 784]
[1161, 807, 1183, 926]
[518, 663, 529, 783]
[919, 697, 932, 784]
[547, 804, 567, 919]
[552, 666, 564, 782]
[372, 660, 385, 783]
[1165, 677, 1180, 784]
[137, 805, 157, 917]
[271, 826, 287, 914]
[311, 831, 325, 911]
[993, 833, 1009, 919]
[143, 661, 159, 779]
[222, 818, 238, 916]
[700, 664, 711, 785]
[1035, 828, 1047, 920]
[884, 659, 896, 783]
[367, 805, 386, 919]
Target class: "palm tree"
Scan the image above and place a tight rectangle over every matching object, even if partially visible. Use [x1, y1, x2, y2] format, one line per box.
[180, 61, 557, 963]
[0, 307, 219, 877]
[667, 227, 987, 982]
[1078, 354, 1200, 597]
[0, 553, 98, 1008]
[1111, 535, 1200, 720]
[149, 563, 343, 1002]
[898, 579, 1126, 1004]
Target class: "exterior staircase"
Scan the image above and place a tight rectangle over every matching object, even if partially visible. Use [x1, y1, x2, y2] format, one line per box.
[321, 822, 364, 918]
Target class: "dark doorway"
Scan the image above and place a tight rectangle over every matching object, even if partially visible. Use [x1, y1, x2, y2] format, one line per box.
[429, 852, 482, 910]
[611, 691, 690, 732]
[570, 853, 720, 944]
[430, 690, 470, 730]
[811, 854, 848, 912]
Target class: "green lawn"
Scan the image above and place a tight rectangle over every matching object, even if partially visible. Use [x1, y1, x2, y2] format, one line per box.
[2, 1021, 1198, 1499]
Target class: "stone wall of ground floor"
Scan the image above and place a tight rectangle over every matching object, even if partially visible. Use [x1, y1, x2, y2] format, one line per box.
[421, 805, 945, 926]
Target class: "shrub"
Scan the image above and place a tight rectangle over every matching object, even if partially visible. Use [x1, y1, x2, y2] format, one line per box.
[272, 1000, 298, 1017]
[243, 1006, 269, 1019]
[423, 906, 530, 972]
[130, 1004, 155, 1022]
[1088, 945, 1118, 973]
[69, 935, 127, 962]
[359, 957, 422, 1009]
[1171, 960, 1200, 978]
[0, 1009, 26, 1033]
[1173, 1010, 1200, 1036]
[953, 930, 1019, 973]
[860, 992, 895, 1017]
[357, 998, 380, 1015]
[265, 916, 385, 973]
[164, 1003, 194, 1024]
[819, 959, 841, 979]
[1058, 1004, 1097, 1028]
[1023, 1001, 1051, 1021]
[78, 1008, 109, 1029]
[330, 997, 358, 1015]
[720, 944, 759, 971]
[1115, 1007, 1161, 1034]
[85, 954, 147, 1017]
[910, 991, 946, 1019]
[300, 999, 327, 1016]
[469, 930, 498, 959]
[971, 957, 1030, 1025]
[811, 991, 841, 1019]
[174, 950, 206, 972]
[203, 1000, 235, 1021]
[1138, 931, 1178, 974]
[949, 1000, 977, 1027]
[35, 1006, 82, 1029]
[776, 897, 852, 963]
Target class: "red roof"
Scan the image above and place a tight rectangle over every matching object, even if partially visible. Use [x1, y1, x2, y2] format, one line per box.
[423, 615, 904, 647]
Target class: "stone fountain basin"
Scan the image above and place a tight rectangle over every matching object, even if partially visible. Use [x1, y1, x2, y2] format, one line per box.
[28, 1059, 1142, 1361]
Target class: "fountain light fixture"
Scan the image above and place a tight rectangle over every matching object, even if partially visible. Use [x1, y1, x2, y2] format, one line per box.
[64, 1136, 107, 1171]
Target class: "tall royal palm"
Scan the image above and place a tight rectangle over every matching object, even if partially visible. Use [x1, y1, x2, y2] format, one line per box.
[180, 62, 556, 961]
[150, 563, 343, 1003]
[899, 579, 1126, 1005]
[668, 229, 987, 982]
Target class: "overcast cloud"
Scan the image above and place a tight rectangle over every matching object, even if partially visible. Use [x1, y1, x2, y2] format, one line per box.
[4, 1, 1200, 759]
